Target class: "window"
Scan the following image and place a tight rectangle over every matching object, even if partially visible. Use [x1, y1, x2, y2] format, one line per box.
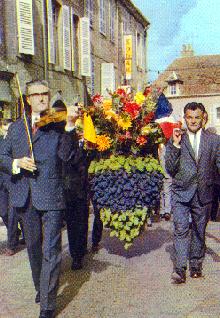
[109, 0, 116, 42]
[100, 0, 107, 35]
[85, 0, 94, 27]
[170, 83, 176, 95]
[71, 14, 79, 74]
[216, 107, 220, 119]
[0, 1, 4, 48]
[136, 33, 142, 68]
[16, 0, 34, 55]
[52, 1, 62, 65]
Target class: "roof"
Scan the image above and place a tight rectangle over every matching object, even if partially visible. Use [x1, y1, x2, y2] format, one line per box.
[153, 54, 220, 96]
[120, 0, 150, 28]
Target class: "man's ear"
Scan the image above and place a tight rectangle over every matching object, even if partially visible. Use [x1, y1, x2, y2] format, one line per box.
[26, 96, 31, 105]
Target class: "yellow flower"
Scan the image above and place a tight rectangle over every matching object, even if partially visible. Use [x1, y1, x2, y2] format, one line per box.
[134, 92, 145, 105]
[141, 125, 152, 135]
[104, 109, 119, 121]
[117, 116, 132, 130]
[103, 99, 112, 111]
[96, 135, 112, 151]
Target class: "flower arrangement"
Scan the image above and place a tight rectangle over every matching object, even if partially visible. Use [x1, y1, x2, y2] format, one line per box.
[77, 87, 165, 156]
[77, 87, 169, 249]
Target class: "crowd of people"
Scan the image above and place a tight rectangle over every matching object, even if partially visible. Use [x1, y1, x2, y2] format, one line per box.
[0, 80, 219, 318]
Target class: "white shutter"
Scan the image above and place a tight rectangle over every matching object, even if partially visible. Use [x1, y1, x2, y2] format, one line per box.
[46, 0, 55, 64]
[70, 7, 74, 72]
[62, 5, 71, 70]
[80, 17, 91, 77]
[16, 0, 34, 55]
[101, 63, 115, 97]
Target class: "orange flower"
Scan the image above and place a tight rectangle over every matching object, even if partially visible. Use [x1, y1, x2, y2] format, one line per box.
[136, 135, 147, 145]
[96, 135, 112, 151]
[103, 99, 112, 111]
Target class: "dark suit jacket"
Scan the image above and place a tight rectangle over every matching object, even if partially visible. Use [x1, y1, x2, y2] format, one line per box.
[0, 118, 77, 210]
[0, 137, 10, 215]
[165, 129, 220, 204]
[62, 145, 96, 202]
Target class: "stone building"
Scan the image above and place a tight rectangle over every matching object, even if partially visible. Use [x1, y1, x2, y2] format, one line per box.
[153, 45, 220, 133]
[0, 0, 149, 119]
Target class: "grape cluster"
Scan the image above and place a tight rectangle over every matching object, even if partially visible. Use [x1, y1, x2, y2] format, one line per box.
[89, 169, 164, 212]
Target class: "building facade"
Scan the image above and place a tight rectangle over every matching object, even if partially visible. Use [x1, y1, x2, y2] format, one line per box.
[153, 45, 220, 133]
[0, 0, 149, 119]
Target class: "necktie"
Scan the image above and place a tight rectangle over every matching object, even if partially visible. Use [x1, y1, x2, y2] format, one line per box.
[193, 133, 197, 159]
[32, 121, 38, 135]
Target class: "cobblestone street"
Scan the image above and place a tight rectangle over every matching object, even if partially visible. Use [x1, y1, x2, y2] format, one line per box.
[0, 217, 220, 318]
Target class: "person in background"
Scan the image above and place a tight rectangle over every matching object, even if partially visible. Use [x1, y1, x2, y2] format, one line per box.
[63, 127, 90, 270]
[165, 102, 220, 284]
[202, 113, 220, 221]
[158, 143, 172, 221]
[0, 80, 78, 318]
[0, 119, 25, 256]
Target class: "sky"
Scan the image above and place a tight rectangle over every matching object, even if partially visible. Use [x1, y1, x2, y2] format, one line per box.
[132, 0, 220, 82]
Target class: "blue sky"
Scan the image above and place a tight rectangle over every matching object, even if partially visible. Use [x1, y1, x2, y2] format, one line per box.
[132, 0, 220, 82]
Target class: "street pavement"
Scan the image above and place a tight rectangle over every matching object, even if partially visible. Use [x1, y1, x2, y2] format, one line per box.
[0, 216, 220, 318]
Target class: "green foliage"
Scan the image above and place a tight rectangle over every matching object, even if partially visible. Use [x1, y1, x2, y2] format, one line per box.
[100, 207, 148, 249]
[88, 155, 165, 175]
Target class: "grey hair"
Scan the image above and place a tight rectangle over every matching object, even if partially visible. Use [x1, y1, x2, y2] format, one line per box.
[26, 80, 49, 95]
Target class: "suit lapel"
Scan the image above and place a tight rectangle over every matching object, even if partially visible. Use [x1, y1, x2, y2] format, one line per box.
[182, 133, 196, 161]
[32, 127, 44, 143]
[197, 129, 206, 163]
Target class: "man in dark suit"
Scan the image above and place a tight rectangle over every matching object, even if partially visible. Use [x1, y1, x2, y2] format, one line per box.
[165, 102, 220, 284]
[0, 80, 78, 318]
[0, 119, 24, 255]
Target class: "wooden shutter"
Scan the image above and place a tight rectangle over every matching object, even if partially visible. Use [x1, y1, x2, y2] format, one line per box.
[80, 17, 91, 77]
[46, 0, 55, 64]
[101, 63, 115, 97]
[70, 7, 74, 72]
[16, 0, 34, 55]
[62, 5, 71, 70]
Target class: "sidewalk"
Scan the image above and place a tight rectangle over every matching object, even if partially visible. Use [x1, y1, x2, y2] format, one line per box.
[0, 217, 220, 318]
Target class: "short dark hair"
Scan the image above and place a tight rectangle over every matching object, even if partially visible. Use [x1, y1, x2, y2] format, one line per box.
[184, 102, 206, 114]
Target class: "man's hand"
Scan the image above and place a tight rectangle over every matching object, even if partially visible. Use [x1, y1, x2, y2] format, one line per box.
[66, 106, 79, 127]
[17, 157, 37, 172]
[173, 128, 182, 147]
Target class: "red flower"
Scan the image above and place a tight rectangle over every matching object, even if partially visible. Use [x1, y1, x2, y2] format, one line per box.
[136, 135, 148, 145]
[92, 94, 103, 104]
[143, 111, 155, 124]
[143, 87, 152, 96]
[118, 131, 132, 143]
[116, 88, 127, 97]
[123, 102, 141, 119]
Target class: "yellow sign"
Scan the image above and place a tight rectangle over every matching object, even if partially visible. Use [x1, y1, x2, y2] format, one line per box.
[125, 36, 132, 59]
[124, 35, 132, 80]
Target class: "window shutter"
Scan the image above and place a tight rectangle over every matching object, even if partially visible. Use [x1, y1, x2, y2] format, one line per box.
[46, 0, 55, 64]
[16, 0, 34, 55]
[101, 63, 115, 97]
[62, 5, 71, 71]
[80, 17, 91, 77]
[70, 7, 74, 72]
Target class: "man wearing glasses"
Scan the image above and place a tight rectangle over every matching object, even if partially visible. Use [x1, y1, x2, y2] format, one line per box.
[165, 102, 220, 284]
[0, 80, 78, 318]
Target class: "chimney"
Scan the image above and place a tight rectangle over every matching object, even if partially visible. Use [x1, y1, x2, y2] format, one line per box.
[181, 44, 194, 58]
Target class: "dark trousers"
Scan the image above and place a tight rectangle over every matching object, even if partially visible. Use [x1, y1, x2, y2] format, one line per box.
[172, 192, 211, 270]
[17, 203, 63, 311]
[210, 184, 220, 221]
[92, 204, 103, 246]
[0, 187, 9, 228]
[65, 198, 89, 260]
[7, 206, 25, 250]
